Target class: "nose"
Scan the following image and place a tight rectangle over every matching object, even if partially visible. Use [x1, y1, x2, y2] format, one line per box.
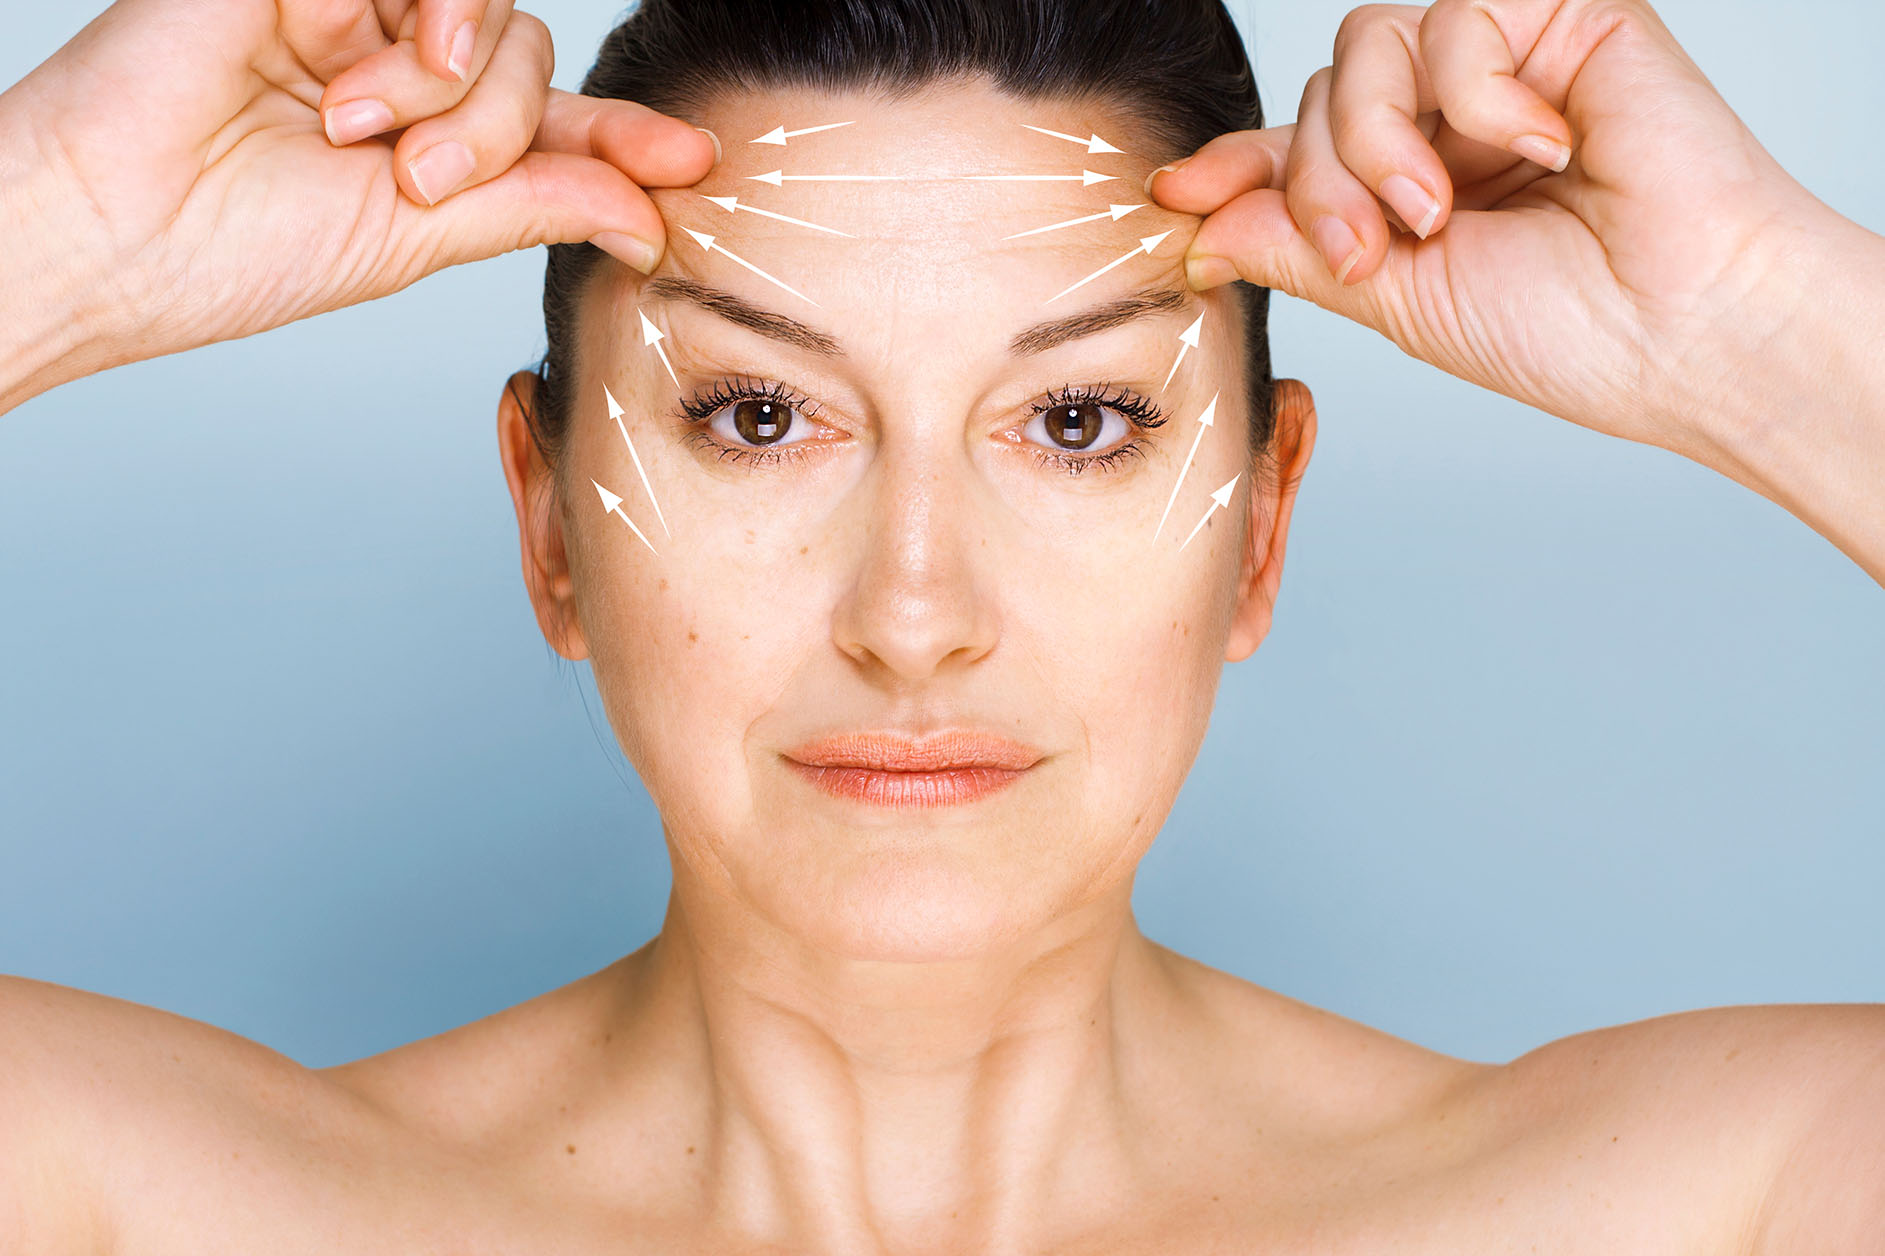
[829, 451, 1001, 682]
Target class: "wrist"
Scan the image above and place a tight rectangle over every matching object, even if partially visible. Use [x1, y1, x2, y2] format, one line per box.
[0, 112, 114, 415]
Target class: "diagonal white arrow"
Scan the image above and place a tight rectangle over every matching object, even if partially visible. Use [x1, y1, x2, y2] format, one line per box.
[750, 121, 856, 146]
[607, 382, 670, 539]
[1161, 311, 1206, 390]
[1020, 124, 1125, 155]
[1178, 474, 1242, 552]
[1046, 230, 1175, 304]
[680, 228, 819, 306]
[636, 313, 679, 389]
[700, 194, 853, 238]
[1153, 392, 1219, 542]
[1002, 203, 1144, 241]
[592, 480, 659, 556]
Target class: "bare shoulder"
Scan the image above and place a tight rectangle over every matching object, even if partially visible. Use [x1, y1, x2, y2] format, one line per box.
[0, 973, 377, 1254]
[1480, 1002, 1885, 1250]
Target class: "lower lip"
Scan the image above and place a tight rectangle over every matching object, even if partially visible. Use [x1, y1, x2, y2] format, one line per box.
[786, 760, 1028, 808]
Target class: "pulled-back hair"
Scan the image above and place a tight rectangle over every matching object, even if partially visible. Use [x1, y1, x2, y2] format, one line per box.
[529, 0, 1273, 464]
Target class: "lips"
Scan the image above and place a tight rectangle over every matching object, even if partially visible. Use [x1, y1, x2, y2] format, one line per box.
[782, 730, 1043, 808]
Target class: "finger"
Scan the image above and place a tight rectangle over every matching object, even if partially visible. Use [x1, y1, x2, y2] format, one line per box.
[1419, 0, 1576, 171]
[1185, 184, 1405, 332]
[535, 93, 720, 189]
[1145, 126, 1293, 217]
[410, 0, 501, 82]
[278, 0, 392, 81]
[317, 0, 515, 145]
[391, 10, 551, 205]
[1283, 67, 1392, 286]
[1327, 4, 1453, 242]
[413, 148, 671, 275]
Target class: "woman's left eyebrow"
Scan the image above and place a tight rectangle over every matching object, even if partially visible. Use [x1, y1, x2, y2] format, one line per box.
[1008, 287, 1193, 356]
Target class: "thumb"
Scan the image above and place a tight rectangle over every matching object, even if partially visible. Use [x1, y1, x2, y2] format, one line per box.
[411, 148, 670, 274]
[1185, 185, 1402, 332]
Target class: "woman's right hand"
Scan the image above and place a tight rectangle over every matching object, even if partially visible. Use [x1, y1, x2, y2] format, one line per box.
[0, 0, 716, 399]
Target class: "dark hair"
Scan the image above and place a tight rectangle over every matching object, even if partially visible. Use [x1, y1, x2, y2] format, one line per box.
[529, 0, 1273, 467]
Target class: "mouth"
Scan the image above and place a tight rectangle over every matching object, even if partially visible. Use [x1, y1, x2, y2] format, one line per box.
[782, 730, 1044, 809]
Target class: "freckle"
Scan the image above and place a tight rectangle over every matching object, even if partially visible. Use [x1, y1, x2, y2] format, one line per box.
[686, 1145, 696, 1155]
[741, 634, 749, 640]
[744, 529, 756, 544]
[799, 545, 808, 556]
[566, 1144, 576, 1154]
[658, 578, 669, 592]
[688, 630, 699, 644]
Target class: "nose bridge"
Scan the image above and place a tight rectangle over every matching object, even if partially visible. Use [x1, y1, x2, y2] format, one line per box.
[831, 433, 1000, 681]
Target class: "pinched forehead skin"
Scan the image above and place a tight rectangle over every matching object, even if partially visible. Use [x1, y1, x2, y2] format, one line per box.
[640, 77, 1210, 383]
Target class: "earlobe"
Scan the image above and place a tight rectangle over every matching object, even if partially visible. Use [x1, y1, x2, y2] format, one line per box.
[1224, 378, 1317, 663]
[497, 371, 590, 662]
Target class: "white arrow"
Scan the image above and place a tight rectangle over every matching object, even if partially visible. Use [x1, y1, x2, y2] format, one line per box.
[750, 121, 856, 146]
[1161, 311, 1206, 390]
[606, 383, 670, 539]
[964, 170, 1117, 186]
[1020, 124, 1124, 155]
[1046, 230, 1175, 304]
[680, 228, 819, 306]
[1153, 392, 1219, 542]
[748, 170, 910, 185]
[636, 312, 680, 389]
[1002, 203, 1144, 241]
[700, 194, 853, 238]
[592, 480, 659, 556]
[1178, 474, 1243, 552]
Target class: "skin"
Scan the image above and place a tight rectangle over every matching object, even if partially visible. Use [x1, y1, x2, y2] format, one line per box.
[0, 1, 1882, 1253]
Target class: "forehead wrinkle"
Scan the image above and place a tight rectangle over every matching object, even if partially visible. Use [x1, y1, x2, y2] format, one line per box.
[1008, 287, 1193, 356]
[643, 275, 843, 357]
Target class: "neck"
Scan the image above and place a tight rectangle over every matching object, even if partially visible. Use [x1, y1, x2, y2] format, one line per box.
[610, 875, 1185, 1254]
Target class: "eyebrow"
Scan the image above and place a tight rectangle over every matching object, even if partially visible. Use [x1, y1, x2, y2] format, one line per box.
[641, 276, 1192, 358]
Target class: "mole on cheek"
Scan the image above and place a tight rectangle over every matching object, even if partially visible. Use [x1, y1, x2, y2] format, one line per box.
[688, 630, 699, 644]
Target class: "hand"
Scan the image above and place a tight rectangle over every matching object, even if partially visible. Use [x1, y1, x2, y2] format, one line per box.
[1154, 0, 1851, 460]
[0, 0, 715, 383]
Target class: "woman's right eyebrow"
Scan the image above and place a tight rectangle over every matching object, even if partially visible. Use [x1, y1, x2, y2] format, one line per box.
[642, 277, 843, 356]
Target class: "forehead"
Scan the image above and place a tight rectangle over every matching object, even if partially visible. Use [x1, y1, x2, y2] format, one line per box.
[638, 78, 1199, 353]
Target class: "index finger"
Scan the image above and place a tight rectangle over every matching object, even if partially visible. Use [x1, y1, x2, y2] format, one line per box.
[534, 92, 720, 188]
[1145, 126, 1295, 217]
[278, 0, 392, 81]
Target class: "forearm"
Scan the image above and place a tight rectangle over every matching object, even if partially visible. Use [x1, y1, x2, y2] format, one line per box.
[1677, 206, 1885, 587]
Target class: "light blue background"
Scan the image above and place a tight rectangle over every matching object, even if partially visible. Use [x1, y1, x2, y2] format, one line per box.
[1, 1, 1879, 1068]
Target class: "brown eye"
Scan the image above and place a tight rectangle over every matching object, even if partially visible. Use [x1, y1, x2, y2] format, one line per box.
[733, 399, 792, 445]
[1042, 402, 1104, 450]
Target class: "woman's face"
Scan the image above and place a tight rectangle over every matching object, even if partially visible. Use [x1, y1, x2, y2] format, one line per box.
[501, 80, 1315, 961]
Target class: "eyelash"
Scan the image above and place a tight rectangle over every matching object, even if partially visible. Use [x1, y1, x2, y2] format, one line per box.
[672, 378, 1168, 475]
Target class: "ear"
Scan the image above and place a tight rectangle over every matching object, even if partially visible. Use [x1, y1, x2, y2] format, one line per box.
[1225, 378, 1317, 663]
[498, 371, 590, 662]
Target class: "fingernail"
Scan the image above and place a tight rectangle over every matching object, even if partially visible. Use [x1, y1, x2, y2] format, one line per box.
[1185, 253, 1238, 290]
[324, 98, 394, 147]
[1379, 173, 1441, 239]
[1310, 215, 1365, 285]
[447, 20, 477, 81]
[594, 232, 662, 276]
[694, 127, 723, 167]
[1510, 134, 1572, 173]
[1145, 162, 1183, 197]
[408, 140, 475, 205]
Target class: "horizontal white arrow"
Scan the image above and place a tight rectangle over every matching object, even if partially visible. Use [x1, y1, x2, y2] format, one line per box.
[1178, 474, 1243, 552]
[700, 194, 852, 238]
[1020, 124, 1124, 155]
[1002, 203, 1144, 241]
[749, 169, 1117, 187]
[748, 170, 909, 185]
[964, 170, 1116, 186]
[593, 479, 659, 556]
[606, 382, 670, 539]
[1153, 391, 1219, 542]
[750, 121, 855, 146]
[1161, 311, 1206, 390]
[1045, 230, 1175, 304]
[680, 228, 819, 306]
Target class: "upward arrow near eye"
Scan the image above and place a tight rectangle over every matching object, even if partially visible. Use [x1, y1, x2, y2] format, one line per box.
[1153, 392, 1219, 543]
[1162, 312, 1206, 390]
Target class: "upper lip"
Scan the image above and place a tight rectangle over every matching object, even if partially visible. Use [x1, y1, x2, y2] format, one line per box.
[784, 730, 1044, 773]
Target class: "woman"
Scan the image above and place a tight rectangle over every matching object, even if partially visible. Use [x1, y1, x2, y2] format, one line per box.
[1, 0, 1880, 1251]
